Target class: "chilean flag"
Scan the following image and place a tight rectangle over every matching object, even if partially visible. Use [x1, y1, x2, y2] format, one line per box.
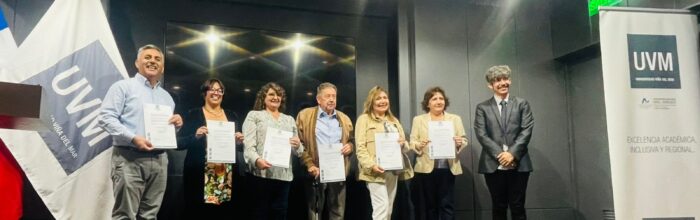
[0, 8, 22, 220]
[0, 8, 17, 72]
[0, 0, 127, 219]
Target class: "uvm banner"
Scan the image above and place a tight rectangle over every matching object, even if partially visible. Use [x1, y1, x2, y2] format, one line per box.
[0, 0, 127, 219]
[600, 7, 700, 220]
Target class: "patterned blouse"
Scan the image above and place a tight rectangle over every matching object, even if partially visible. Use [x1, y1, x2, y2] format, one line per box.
[242, 110, 304, 181]
[203, 163, 233, 204]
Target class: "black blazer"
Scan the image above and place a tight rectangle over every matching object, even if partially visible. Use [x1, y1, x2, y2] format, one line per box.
[474, 96, 534, 173]
[177, 107, 248, 176]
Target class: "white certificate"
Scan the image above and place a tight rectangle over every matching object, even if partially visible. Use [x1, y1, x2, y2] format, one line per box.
[262, 127, 293, 168]
[206, 120, 236, 163]
[318, 143, 345, 183]
[143, 104, 177, 149]
[428, 121, 456, 159]
[374, 132, 403, 170]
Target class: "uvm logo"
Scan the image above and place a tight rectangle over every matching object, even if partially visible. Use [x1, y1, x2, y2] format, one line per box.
[22, 41, 123, 174]
[627, 34, 680, 89]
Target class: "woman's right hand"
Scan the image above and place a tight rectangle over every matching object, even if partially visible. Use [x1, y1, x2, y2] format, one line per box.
[195, 126, 208, 139]
[417, 140, 430, 152]
[371, 165, 385, 174]
[256, 158, 273, 170]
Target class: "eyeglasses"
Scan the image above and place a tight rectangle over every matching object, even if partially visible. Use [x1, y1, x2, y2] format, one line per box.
[207, 89, 224, 95]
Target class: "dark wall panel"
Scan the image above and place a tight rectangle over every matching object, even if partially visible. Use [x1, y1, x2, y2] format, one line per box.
[466, 2, 518, 210]
[515, 0, 574, 209]
[408, 1, 576, 218]
[566, 55, 614, 220]
[550, 0, 592, 58]
[194, 0, 395, 18]
[110, 0, 391, 117]
[413, 0, 473, 211]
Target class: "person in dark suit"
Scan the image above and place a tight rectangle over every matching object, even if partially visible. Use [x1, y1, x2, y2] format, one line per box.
[177, 79, 247, 219]
[474, 65, 534, 220]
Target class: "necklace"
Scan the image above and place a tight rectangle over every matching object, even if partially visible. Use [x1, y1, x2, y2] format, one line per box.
[203, 106, 224, 116]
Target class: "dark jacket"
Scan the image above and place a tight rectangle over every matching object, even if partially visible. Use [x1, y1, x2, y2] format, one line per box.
[474, 96, 534, 173]
[177, 107, 247, 175]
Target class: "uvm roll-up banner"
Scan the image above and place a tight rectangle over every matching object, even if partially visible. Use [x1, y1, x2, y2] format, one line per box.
[599, 7, 700, 220]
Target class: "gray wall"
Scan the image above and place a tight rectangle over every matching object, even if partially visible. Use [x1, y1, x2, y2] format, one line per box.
[399, 0, 698, 219]
[551, 0, 700, 57]
[552, 1, 700, 220]
[399, 0, 574, 219]
[564, 54, 615, 220]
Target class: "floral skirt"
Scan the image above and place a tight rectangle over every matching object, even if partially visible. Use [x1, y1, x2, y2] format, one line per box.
[203, 163, 233, 205]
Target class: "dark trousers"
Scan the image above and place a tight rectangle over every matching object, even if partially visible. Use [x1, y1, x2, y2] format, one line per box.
[251, 175, 291, 220]
[304, 179, 346, 220]
[484, 170, 530, 220]
[412, 169, 455, 220]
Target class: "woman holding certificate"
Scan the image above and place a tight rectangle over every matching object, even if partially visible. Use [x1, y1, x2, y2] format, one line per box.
[177, 79, 246, 219]
[355, 86, 414, 220]
[243, 82, 303, 220]
[410, 87, 468, 220]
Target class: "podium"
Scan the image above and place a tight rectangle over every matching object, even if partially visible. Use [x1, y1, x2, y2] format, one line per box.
[0, 81, 47, 131]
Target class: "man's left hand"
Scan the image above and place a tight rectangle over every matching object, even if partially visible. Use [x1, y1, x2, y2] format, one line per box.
[235, 132, 244, 144]
[169, 114, 183, 129]
[497, 152, 514, 166]
[341, 143, 353, 156]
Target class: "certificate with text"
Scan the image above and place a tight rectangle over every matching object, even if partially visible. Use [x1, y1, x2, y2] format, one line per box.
[428, 121, 456, 159]
[144, 104, 177, 149]
[206, 120, 236, 163]
[318, 143, 345, 183]
[262, 127, 293, 168]
[374, 132, 403, 170]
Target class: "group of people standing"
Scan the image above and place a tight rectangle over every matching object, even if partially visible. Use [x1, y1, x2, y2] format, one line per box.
[99, 44, 534, 220]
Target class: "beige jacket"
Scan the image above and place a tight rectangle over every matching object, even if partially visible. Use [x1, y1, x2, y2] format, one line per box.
[296, 107, 354, 175]
[355, 113, 414, 183]
[410, 112, 468, 175]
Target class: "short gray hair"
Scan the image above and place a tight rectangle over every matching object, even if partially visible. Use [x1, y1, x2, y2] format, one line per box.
[316, 82, 337, 96]
[137, 44, 164, 58]
[485, 65, 511, 83]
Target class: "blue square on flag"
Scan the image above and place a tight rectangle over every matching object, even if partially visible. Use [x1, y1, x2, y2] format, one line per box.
[22, 41, 124, 174]
[0, 9, 8, 30]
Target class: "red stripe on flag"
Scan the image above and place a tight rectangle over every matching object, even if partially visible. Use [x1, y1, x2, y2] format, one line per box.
[0, 136, 23, 219]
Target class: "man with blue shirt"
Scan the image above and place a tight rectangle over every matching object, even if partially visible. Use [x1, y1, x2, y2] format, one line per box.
[99, 44, 183, 220]
[296, 82, 354, 220]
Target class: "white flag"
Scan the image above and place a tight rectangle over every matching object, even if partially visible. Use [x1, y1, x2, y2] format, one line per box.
[0, 0, 128, 219]
[0, 8, 17, 74]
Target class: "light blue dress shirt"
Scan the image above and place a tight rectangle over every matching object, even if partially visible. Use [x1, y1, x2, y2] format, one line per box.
[98, 73, 175, 148]
[315, 107, 342, 145]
